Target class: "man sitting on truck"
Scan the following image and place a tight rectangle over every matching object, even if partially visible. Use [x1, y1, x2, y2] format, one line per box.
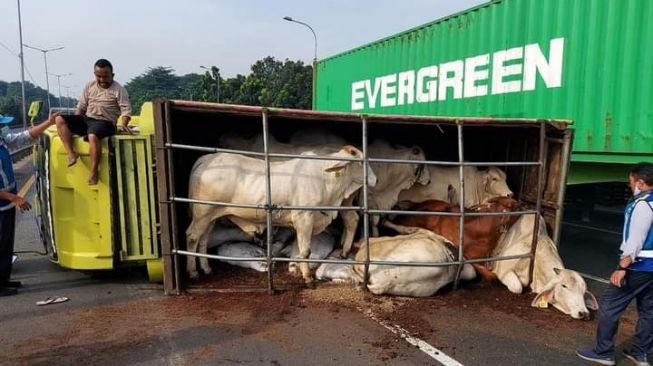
[54, 59, 132, 185]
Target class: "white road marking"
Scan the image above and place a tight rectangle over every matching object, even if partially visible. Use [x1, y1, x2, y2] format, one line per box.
[358, 307, 464, 366]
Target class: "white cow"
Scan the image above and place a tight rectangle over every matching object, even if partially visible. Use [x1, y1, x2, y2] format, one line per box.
[398, 166, 512, 208]
[219, 131, 430, 257]
[351, 222, 476, 297]
[492, 214, 599, 320]
[185, 145, 377, 284]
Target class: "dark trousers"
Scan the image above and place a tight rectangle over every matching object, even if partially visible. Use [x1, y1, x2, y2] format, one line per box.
[0, 207, 16, 284]
[595, 270, 653, 356]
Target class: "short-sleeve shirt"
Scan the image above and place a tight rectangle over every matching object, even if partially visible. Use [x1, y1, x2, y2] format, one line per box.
[76, 81, 132, 123]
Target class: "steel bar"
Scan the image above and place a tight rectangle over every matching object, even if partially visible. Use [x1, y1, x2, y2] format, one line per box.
[527, 121, 547, 285]
[170, 196, 361, 211]
[369, 209, 538, 217]
[362, 115, 371, 289]
[166, 143, 541, 168]
[262, 109, 274, 294]
[454, 121, 466, 289]
[173, 250, 532, 267]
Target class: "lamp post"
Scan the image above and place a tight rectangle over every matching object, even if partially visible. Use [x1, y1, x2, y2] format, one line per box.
[200, 65, 220, 103]
[48, 72, 72, 107]
[23, 44, 64, 113]
[283, 16, 318, 109]
[63, 85, 77, 109]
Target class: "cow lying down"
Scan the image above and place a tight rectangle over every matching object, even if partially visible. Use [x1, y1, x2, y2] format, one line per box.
[315, 250, 356, 283]
[492, 214, 598, 320]
[205, 223, 337, 273]
[349, 222, 476, 297]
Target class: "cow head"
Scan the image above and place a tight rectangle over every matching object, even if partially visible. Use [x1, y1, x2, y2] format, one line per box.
[325, 145, 377, 189]
[530, 268, 598, 320]
[481, 167, 513, 201]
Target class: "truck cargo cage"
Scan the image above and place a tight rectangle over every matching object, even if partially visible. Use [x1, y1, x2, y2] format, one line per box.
[153, 100, 572, 295]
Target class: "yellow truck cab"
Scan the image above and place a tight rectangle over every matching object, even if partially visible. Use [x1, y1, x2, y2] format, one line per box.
[34, 103, 162, 281]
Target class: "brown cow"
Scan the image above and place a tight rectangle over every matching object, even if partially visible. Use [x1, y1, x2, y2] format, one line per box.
[393, 197, 521, 280]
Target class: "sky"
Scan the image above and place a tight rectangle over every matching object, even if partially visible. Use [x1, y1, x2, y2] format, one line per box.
[1, 0, 486, 98]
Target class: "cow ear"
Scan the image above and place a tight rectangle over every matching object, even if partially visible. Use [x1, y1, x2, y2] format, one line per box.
[342, 145, 361, 157]
[584, 291, 599, 310]
[531, 288, 555, 308]
[325, 160, 348, 173]
[553, 267, 562, 276]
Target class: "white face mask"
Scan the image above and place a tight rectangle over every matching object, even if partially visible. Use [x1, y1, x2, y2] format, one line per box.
[634, 186, 642, 196]
[0, 126, 9, 138]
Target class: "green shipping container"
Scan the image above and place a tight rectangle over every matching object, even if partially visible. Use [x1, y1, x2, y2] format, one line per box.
[314, 0, 653, 183]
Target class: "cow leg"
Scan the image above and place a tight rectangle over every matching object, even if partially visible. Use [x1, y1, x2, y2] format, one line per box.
[197, 224, 214, 275]
[295, 224, 314, 287]
[371, 215, 380, 237]
[185, 215, 214, 279]
[340, 209, 359, 258]
[499, 270, 524, 294]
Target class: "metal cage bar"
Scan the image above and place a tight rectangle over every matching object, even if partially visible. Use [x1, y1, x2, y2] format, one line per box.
[262, 109, 275, 293]
[527, 121, 548, 285]
[173, 249, 534, 267]
[165, 142, 542, 168]
[362, 116, 371, 289]
[454, 122, 467, 289]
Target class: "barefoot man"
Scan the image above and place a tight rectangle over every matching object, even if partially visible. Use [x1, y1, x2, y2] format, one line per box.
[54, 59, 132, 185]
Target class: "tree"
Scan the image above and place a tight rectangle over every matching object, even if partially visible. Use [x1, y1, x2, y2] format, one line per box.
[124, 67, 203, 113]
[235, 57, 312, 109]
[0, 81, 76, 125]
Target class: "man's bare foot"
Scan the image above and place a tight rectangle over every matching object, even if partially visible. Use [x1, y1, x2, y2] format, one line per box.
[67, 152, 79, 167]
[87, 175, 98, 185]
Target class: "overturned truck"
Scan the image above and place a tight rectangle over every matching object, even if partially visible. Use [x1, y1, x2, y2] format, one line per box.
[152, 100, 573, 295]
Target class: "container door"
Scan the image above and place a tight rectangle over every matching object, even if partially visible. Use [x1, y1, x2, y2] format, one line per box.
[520, 128, 574, 244]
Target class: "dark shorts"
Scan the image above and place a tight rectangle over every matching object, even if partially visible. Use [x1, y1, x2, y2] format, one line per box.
[62, 115, 116, 140]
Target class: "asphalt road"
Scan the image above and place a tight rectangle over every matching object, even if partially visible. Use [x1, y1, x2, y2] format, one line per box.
[0, 157, 644, 366]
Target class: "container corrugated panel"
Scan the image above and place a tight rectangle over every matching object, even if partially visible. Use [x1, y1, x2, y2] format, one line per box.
[315, 0, 653, 164]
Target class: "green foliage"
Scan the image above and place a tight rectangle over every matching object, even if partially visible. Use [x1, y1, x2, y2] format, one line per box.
[1, 56, 313, 122]
[124, 67, 204, 114]
[0, 80, 76, 126]
[123, 57, 313, 112]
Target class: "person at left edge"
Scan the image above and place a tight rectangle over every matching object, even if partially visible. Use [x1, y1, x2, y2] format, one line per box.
[0, 112, 58, 297]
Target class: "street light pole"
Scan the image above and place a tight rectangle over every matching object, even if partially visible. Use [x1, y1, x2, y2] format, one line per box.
[283, 16, 317, 62]
[23, 44, 64, 113]
[17, 0, 27, 128]
[200, 65, 220, 103]
[48, 72, 72, 107]
[283, 16, 318, 109]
